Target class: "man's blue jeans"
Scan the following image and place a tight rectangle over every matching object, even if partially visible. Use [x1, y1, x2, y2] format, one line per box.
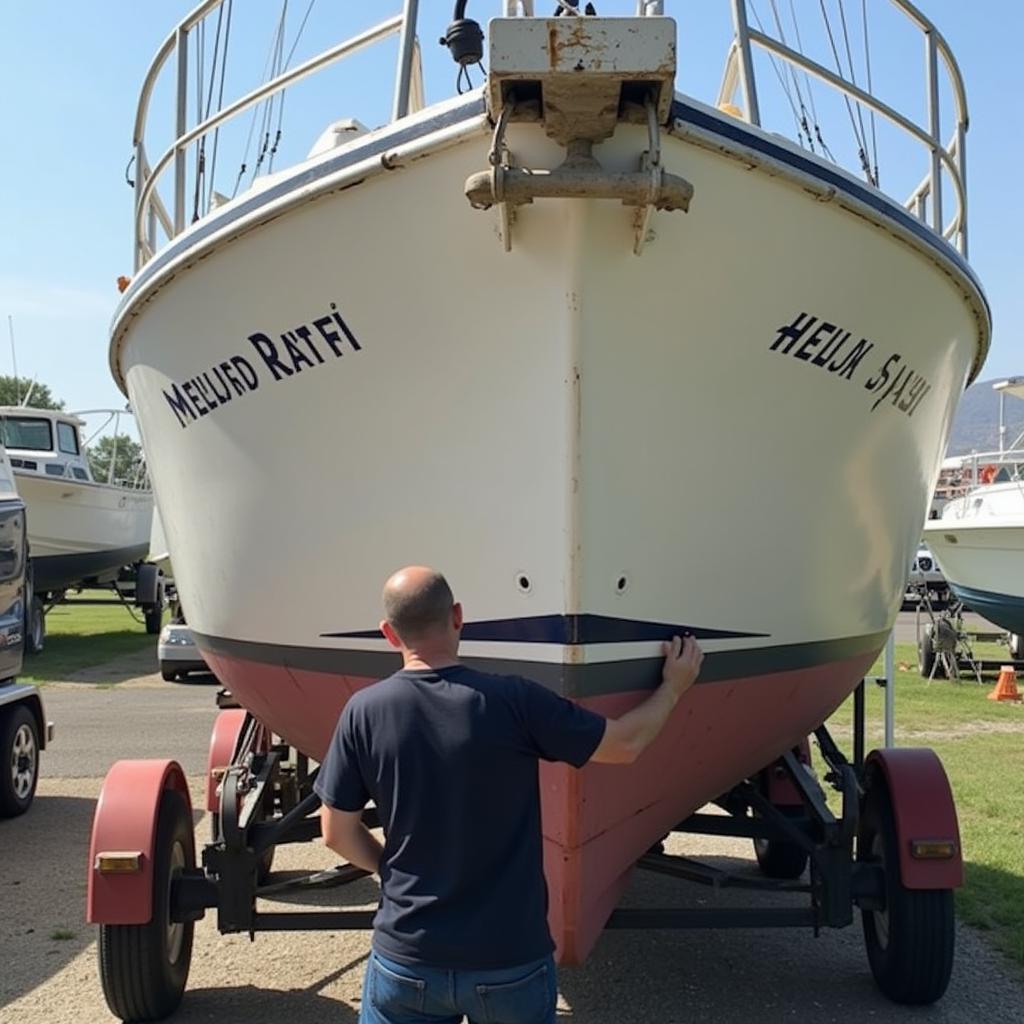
[358, 950, 557, 1023]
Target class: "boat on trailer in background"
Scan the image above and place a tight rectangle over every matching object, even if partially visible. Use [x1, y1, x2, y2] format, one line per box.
[920, 378, 1024, 670]
[0, 406, 156, 645]
[89, 1, 988, 1018]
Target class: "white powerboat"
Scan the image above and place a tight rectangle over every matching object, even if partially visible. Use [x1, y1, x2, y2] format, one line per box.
[925, 380, 1024, 636]
[0, 407, 154, 595]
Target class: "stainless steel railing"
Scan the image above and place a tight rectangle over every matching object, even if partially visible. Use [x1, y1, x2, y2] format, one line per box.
[130, 0, 971, 271]
[718, 0, 969, 255]
[130, 1, 422, 270]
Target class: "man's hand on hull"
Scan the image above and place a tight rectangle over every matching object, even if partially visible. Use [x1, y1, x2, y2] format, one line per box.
[661, 634, 704, 699]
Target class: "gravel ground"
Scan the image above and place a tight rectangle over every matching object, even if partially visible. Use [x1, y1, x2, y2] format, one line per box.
[3, 641, 1024, 1023]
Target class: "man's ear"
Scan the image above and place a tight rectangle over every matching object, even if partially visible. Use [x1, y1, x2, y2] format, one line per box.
[452, 602, 464, 631]
[381, 620, 403, 649]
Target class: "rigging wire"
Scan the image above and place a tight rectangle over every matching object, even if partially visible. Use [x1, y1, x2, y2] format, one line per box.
[767, 0, 815, 152]
[861, 0, 879, 184]
[232, 4, 289, 198]
[205, 0, 234, 213]
[250, 1, 289, 184]
[818, 0, 874, 184]
[747, 1, 806, 146]
[836, 0, 875, 185]
[192, 18, 206, 221]
[269, 0, 318, 173]
[192, 5, 228, 222]
[788, 0, 836, 162]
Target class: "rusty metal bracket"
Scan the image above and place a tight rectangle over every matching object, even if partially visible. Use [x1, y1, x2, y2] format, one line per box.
[466, 97, 692, 255]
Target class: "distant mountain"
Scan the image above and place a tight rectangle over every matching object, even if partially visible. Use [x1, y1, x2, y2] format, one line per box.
[946, 377, 1024, 456]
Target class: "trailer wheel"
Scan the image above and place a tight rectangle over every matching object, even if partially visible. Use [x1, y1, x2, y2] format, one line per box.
[98, 788, 195, 1021]
[144, 604, 164, 635]
[917, 626, 943, 679]
[0, 704, 39, 817]
[859, 781, 954, 1004]
[24, 569, 45, 655]
[753, 807, 808, 879]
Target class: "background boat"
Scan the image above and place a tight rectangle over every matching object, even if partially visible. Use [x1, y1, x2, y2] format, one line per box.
[0, 407, 153, 596]
[926, 380, 1024, 637]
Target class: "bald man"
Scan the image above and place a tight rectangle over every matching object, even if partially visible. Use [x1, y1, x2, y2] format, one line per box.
[316, 567, 703, 1024]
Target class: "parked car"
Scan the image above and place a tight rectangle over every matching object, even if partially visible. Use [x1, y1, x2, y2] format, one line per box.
[157, 621, 209, 681]
[1, 682, 54, 817]
[907, 542, 949, 605]
[0, 454, 54, 815]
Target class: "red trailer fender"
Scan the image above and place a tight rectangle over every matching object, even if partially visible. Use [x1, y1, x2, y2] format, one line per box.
[206, 709, 248, 812]
[87, 759, 192, 925]
[864, 748, 963, 890]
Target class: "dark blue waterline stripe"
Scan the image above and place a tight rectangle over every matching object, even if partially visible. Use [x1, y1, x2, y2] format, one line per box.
[670, 98, 989, 323]
[193, 630, 887, 698]
[323, 613, 765, 645]
[948, 583, 1024, 635]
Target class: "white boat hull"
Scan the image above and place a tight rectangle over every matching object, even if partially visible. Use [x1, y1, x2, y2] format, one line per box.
[112, 96, 987, 961]
[116, 102, 983, 667]
[925, 483, 1024, 634]
[16, 472, 153, 591]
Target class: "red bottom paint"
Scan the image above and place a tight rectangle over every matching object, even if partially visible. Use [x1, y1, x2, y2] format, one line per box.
[202, 647, 878, 963]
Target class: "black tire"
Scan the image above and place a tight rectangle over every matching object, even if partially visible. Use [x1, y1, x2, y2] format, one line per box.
[160, 666, 179, 683]
[917, 626, 944, 679]
[859, 779, 955, 1004]
[144, 605, 163, 635]
[98, 788, 195, 1022]
[753, 806, 809, 879]
[24, 572, 45, 655]
[0, 704, 40, 817]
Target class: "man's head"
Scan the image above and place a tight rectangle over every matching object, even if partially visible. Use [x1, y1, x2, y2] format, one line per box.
[380, 566, 462, 656]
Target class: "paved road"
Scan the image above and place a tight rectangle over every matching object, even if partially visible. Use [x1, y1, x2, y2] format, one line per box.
[39, 676, 219, 779]
[5, 636, 1023, 1023]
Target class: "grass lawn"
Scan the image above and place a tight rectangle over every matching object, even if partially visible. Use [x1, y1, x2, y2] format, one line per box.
[21, 600, 162, 684]
[827, 643, 1024, 971]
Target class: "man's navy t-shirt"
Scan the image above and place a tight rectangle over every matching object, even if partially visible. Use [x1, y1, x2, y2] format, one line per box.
[314, 664, 606, 969]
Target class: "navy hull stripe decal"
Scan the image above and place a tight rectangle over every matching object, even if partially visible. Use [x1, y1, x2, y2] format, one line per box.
[322, 613, 765, 645]
[193, 629, 888, 698]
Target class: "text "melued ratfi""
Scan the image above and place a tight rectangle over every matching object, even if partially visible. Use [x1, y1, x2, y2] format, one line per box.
[162, 301, 362, 429]
[769, 311, 930, 418]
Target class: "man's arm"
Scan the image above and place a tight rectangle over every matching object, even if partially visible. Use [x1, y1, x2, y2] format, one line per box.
[590, 635, 703, 765]
[320, 804, 385, 875]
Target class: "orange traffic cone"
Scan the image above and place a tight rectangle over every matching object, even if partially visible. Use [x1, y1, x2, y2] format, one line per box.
[988, 665, 1023, 702]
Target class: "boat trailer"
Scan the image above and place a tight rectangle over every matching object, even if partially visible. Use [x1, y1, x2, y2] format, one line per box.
[87, 679, 962, 1021]
[915, 590, 1024, 680]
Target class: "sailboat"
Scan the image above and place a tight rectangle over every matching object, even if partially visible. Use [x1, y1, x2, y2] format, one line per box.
[93, 3, 986, 1008]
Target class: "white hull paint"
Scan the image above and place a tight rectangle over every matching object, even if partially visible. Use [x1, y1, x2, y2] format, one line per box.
[113, 100, 985, 688]
[924, 482, 1024, 633]
[16, 472, 153, 586]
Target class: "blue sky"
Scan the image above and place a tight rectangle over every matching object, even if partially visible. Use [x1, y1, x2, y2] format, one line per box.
[1, 1, 1020, 420]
